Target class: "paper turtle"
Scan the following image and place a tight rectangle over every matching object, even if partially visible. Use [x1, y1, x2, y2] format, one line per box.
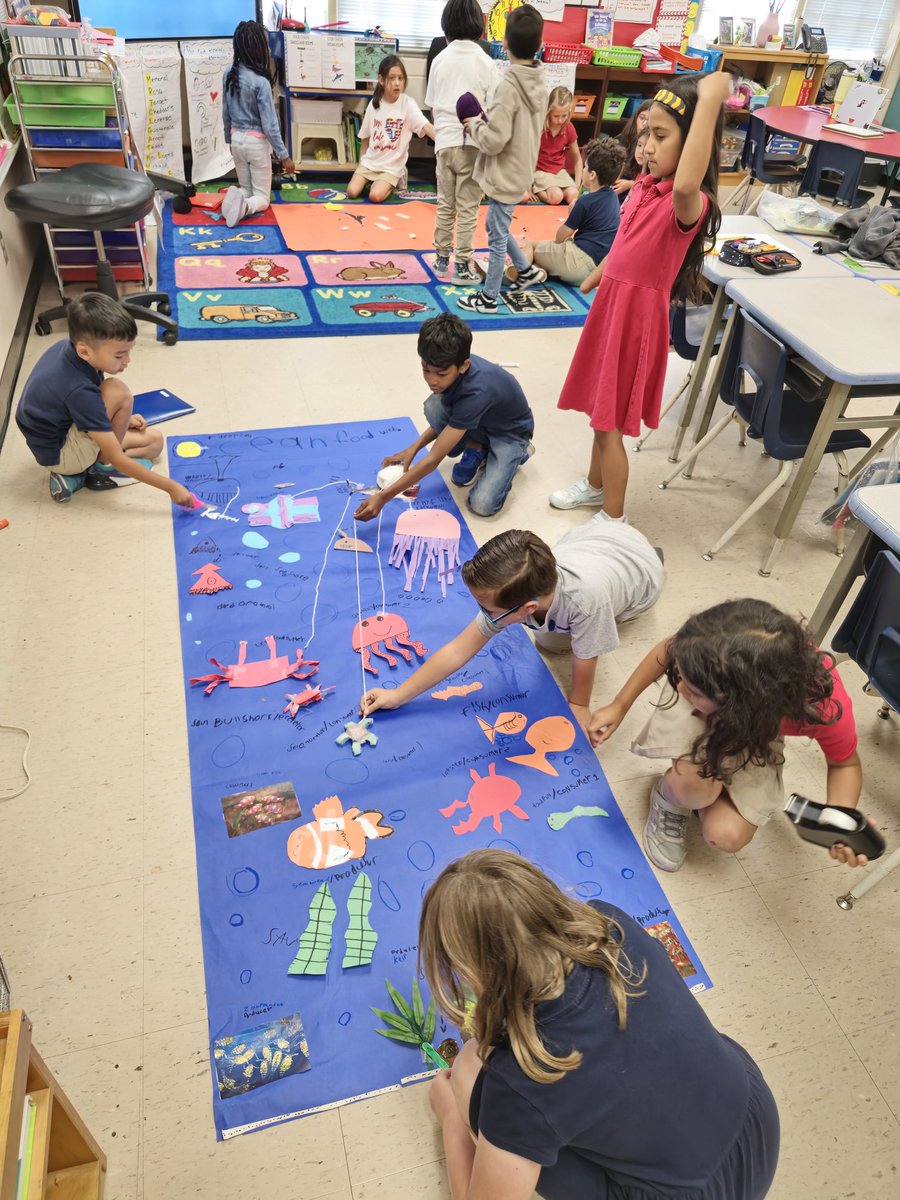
[336, 717, 378, 756]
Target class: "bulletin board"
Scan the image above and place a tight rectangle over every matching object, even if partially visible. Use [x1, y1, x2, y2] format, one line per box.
[70, 0, 254, 40]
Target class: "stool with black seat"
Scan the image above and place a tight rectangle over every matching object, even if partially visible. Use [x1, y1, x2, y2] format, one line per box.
[4, 162, 178, 345]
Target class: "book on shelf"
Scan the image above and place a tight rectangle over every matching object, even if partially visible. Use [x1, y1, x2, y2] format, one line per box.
[15, 1094, 38, 1200]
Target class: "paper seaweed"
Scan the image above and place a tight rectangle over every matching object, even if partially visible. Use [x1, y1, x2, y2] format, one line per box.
[342, 872, 378, 968]
[372, 977, 435, 1050]
[213, 1014, 311, 1099]
[288, 883, 337, 976]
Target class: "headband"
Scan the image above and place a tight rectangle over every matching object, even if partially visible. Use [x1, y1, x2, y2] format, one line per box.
[653, 88, 687, 116]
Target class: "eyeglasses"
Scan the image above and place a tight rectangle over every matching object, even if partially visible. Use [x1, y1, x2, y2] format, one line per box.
[478, 599, 536, 627]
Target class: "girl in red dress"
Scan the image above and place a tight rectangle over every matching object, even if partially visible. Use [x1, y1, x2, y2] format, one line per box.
[551, 73, 731, 520]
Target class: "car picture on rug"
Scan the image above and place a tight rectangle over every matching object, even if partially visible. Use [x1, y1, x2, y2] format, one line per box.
[200, 303, 298, 324]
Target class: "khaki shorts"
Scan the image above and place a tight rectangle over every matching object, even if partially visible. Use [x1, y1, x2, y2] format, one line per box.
[48, 425, 99, 475]
[630, 683, 785, 828]
[355, 165, 402, 186]
[532, 237, 595, 286]
[533, 169, 576, 194]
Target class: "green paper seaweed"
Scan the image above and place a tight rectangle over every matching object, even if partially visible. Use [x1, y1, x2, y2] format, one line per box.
[372, 977, 436, 1049]
[342, 872, 378, 968]
[288, 882, 337, 975]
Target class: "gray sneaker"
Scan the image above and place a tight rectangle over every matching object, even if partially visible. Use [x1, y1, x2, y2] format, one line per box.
[453, 259, 480, 285]
[643, 778, 689, 872]
[549, 477, 604, 510]
[433, 254, 451, 278]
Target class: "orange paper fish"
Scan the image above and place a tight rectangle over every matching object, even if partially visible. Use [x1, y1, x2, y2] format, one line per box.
[506, 716, 575, 777]
[286, 795, 393, 871]
[476, 711, 527, 743]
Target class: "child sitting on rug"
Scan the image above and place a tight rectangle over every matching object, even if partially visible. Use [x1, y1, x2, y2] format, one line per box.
[427, 0, 497, 283]
[530, 86, 582, 206]
[589, 598, 868, 873]
[221, 19, 295, 227]
[16, 293, 193, 507]
[360, 523, 663, 733]
[421, 850, 780, 1200]
[348, 55, 436, 204]
[520, 137, 624, 288]
[353, 313, 534, 520]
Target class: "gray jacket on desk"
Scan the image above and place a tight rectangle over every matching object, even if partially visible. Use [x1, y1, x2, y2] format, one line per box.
[814, 204, 900, 268]
[222, 63, 288, 161]
[469, 61, 546, 205]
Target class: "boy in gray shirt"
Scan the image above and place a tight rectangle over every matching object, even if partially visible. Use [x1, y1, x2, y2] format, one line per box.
[360, 520, 664, 733]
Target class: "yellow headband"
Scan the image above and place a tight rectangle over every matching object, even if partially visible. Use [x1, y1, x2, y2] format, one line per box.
[653, 88, 687, 116]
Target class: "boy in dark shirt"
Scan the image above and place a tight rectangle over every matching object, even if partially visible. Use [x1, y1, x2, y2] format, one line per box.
[354, 313, 534, 519]
[16, 293, 193, 507]
[522, 136, 625, 287]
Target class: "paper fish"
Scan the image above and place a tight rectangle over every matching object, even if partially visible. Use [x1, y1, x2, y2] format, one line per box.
[334, 528, 373, 553]
[476, 711, 527, 744]
[506, 716, 576, 777]
[286, 795, 393, 871]
[431, 682, 483, 701]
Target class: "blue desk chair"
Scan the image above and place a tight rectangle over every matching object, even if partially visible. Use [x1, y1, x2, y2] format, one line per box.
[799, 140, 873, 208]
[633, 298, 727, 453]
[723, 115, 807, 215]
[830, 549, 900, 909]
[659, 310, 870, 571]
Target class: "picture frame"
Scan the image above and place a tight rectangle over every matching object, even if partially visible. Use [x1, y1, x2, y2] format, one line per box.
[718, 16, 734, 44]
[734, 18, 756, 47]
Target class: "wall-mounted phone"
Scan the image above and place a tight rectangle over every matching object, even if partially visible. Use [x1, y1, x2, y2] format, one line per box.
[799, 23, 828, 53]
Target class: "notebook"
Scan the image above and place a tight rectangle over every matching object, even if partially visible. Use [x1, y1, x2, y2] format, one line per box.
[133, 389, 196, 425]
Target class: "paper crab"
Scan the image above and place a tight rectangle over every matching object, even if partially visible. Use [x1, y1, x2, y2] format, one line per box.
[190, 635, 319, 695]
[351, 613, 427, 676]
[336, 717, 377, 756]
[283, 684, 334, 717]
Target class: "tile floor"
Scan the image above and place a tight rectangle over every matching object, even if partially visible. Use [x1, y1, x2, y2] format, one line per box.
[1, 286, 899, 1200]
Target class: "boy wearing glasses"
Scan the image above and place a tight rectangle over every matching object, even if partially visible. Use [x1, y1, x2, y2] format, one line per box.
[360, 524, 663, 732]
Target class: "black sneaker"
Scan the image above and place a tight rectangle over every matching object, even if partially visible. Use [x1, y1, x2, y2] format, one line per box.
[453, 259, 480, 285]
[506, 264, 548, 292]
[457, 290, 497, 314]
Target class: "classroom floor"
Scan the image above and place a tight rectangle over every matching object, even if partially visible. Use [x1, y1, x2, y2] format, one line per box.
[2, 281, 899, 1200]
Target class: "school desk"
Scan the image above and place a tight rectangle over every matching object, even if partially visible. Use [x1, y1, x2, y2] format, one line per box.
[809, 483, 900, 644]
[667, 214, 853, 461]
[722, 277, 900, 575]
[754, 106, 900, 205]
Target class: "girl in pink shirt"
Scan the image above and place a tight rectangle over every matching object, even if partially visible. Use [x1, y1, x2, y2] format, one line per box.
[531, 86, 581, 205]
[588, 599, 865, 874]
[550, 73, 730, 519]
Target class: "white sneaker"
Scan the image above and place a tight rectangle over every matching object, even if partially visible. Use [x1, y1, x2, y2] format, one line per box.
[549, 477, 604, 510]
[222, 187, 248, 228]
[594, 510, 628, 524]
[643, 778, 689, 872]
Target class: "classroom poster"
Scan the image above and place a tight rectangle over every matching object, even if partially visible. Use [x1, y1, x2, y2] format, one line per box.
[321, 34, 356, 89]
[284, 31, 323, 89]
[116, 43, 148, 165]
[613, 0, 656, 20]
[133, 41, 184, 179]
[168, 418, 711, 1139]
[181, 39, 235, 183]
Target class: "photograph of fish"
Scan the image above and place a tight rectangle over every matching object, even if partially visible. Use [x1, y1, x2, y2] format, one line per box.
[213, 1013, 311, 1099]
[645, 921, 697, 979]
[220, 780, 301, 838]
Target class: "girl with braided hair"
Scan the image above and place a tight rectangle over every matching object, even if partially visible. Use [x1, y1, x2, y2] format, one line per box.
[221, 20, 295, 227]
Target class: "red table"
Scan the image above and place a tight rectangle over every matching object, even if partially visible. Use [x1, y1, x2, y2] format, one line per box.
[755, 105, 900, 201]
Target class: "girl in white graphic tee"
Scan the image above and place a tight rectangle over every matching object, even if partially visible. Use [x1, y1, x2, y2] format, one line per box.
[348, 55, 435, 203]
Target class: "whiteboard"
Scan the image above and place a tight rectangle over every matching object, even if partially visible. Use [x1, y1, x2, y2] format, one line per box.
[74, 0, 253, 40]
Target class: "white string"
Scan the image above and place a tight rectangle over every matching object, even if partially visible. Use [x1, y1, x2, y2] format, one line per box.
[352, 517, 371, 706]
[375, 509, 386, 616]
[303, 486, 354, 652]
[0, 724, 32, 801]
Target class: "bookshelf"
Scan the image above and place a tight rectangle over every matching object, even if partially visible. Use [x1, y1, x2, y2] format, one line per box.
[0, 1011, 106, 1200]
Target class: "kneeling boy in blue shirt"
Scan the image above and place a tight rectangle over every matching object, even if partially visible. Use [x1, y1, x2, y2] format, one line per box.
[353, 313, 534, 520]
[16, 293, 192, 507]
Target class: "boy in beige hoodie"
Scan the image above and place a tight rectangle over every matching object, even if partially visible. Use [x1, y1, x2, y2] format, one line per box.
[457, 4, 547, 314]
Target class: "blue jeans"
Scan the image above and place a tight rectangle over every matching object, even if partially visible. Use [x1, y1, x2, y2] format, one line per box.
[425, 394, 532, 517]
[484, 199, 530, 300]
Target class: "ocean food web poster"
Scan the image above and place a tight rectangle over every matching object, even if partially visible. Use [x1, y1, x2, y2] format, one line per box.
[168, 418, 711, 1139]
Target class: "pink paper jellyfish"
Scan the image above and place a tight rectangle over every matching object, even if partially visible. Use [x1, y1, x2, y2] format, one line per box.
[388, 509, 461, 597]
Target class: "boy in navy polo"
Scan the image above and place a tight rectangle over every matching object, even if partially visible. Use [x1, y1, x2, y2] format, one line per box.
[353, 313, 534, 520]
[16, 293, 193, 506]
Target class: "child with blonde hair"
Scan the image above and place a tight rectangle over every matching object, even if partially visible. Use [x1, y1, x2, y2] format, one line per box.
[521, 136, 623, 287]
[421, 849, 780, 1200]
[427, 0, 496, 283]
[348, 55, 435, 203]
[531, 86, 581, 205]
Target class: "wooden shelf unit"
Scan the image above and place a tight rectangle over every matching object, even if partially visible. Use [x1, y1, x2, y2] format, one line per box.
[0, 1011, 106, 1200]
